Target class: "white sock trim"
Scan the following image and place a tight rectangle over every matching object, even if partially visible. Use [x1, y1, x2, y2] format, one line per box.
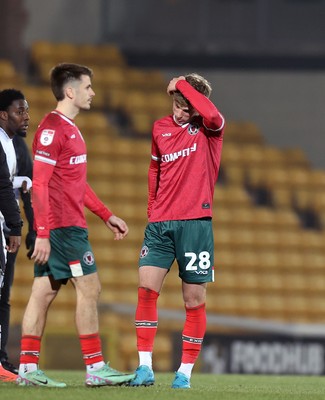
[138, 351, 153, 369]
[178, 363, 194, 378]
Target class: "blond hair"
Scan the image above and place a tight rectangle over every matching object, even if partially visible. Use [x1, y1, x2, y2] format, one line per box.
[173, 73, 212, 107]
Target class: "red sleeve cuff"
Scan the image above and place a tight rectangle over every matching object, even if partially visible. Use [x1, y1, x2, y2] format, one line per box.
[84, 183, 113, 222]
[36, 227, 50, 238]
[98, 207, 113, 222]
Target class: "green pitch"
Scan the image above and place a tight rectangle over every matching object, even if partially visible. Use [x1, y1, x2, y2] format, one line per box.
[1, 371, 325, 400]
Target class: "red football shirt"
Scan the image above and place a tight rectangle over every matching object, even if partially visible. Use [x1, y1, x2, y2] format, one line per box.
[32, 111, 89, 237]
[148, 80, 225, 222]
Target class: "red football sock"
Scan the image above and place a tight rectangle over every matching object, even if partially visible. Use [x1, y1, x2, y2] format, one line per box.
[135, 287, 159, 352]
[79, 333, 104, 365]
[181, 303, 206, 363]
[19, 335, 41, 364]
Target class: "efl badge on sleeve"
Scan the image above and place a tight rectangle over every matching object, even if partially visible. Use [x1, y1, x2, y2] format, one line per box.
[40, 129, 55, 146]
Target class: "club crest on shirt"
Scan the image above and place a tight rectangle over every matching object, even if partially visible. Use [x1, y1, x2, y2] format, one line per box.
[40, 129, 55, 146]
[83, 251, 95, 266]
[188, 123, 199, 135]
[140, 245, 149, 258]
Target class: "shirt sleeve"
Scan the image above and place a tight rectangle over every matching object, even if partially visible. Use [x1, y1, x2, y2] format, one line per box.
[175, 80, 225, 132]
[32, 123, 62, 238]
[147, 158, 159, 218]
[84, 183, 113, 222]
[13, 135, 34, 233]
[32, 160, 54, 238]
[0, 143, 22, 236]
[13, 135, 33, 178]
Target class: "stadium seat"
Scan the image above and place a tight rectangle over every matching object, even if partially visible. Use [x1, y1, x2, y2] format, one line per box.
[221, 165, 246, 185]
[99, 65, 127, 89]
[129, 112, 153, 136]
[221, 142, 242, 163]
[75, 112, 112, 138]
[22, 85, 55, 109]
[240, 144, 265, 167]
[147, 91, 171, 117]
[236, 293, 261, 317]
[75, 43, 127, 68]
[272, 209, 301, 230]
[0, 59, 23, 86]
[97, 44, 127, 67]
[262, 146, 286, 167]
[271, 187, 293, 209]
[224, 121, 264, 144]
[105, 87, 127, 110]
[126, 68, 150, 90]
[30, 41, 55, 63]
[282, 147, 310, 168]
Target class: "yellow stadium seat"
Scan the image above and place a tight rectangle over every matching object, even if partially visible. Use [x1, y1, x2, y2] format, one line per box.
[0, 59, 20, 84]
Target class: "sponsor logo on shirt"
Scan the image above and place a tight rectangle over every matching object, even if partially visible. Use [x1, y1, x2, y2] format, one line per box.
[162, 133, 172, 137]
[195, 270, 208, 275]
[161, 143, 197, 163]
[69, 154, 87, 164]
[40, 129, 55, 146]
[36, 150, 50, 157]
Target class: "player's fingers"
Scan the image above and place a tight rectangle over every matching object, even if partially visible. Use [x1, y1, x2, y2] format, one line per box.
[31, 249, 48, 265]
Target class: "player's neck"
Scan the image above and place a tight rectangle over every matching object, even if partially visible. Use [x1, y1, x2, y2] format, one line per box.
[55, 102, 79, 120]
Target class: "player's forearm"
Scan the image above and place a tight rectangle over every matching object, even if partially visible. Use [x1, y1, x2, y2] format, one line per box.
[84, 183, 113, 222]
[20, 190, 34, 231]
[176, 80, 224, 130]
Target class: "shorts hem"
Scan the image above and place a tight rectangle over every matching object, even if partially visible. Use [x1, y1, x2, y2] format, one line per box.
[181, 278, 213, 284]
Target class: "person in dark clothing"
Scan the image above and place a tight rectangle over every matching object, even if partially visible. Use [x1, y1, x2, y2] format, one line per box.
[13, 127, 36, 259]
[0, 134, 35, 376]
[0, 89, 33, 380]
[0, 141, 22, 382]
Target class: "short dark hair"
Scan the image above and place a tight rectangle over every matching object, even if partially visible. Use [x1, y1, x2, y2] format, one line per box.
[50, 63, 93, 101]
[0, 89, 25, 111]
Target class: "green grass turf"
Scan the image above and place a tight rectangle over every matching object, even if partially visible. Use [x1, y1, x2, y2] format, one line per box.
[1, 371, 325, 400]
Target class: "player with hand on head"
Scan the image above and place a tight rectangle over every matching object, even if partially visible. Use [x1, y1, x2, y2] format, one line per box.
[130, 74, 225, 389]
[16, 63, 135, 388]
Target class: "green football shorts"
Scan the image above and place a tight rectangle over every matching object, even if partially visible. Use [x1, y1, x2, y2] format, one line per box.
[34, 226, 97, 281]
[139, 218, 214, 283]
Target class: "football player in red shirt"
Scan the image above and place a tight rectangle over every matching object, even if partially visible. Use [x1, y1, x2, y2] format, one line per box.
[16, 63, 135, 388]
[130, 74, 225, 389]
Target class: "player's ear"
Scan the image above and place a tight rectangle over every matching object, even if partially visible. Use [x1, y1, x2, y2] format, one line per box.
[65, 86, 74, 100]
[0, 110, 8, 121]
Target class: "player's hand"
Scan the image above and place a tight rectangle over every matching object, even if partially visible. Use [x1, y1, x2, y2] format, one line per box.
[26, 230, 37, 259]
[21, 180, 29, 193]
[6, 235, 21, 254]
[167, 76, 186, 95]
[31, 237, 51, 265]
[105, 215, 129, 240]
